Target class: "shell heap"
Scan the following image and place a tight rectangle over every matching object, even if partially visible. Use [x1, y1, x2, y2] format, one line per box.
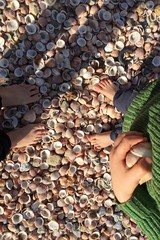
[0, 0, 160, 239]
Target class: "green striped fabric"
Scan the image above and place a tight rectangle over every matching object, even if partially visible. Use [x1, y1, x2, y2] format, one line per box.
[117, 79, 160, 239]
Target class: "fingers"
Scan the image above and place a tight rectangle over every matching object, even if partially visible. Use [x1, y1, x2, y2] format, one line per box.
[110, 132, 147, 163]
[128, 157, 152, 184]
[113, 131, 144, 148]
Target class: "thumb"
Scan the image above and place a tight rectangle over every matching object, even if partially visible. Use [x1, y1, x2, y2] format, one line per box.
[129, 157, 152, 182]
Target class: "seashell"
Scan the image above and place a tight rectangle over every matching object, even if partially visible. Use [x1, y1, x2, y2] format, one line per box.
[10, 0, 20, 11]
[59, 82, 72, 92]
[23, 109, 36, 123]
[77, 37, 86, 47]
[115, 41, 124, 51]
[40, 149, 50, 159]
[56, 39, 65, 48]
[35, 217, 44, 228]
[12, 213, 23, 224]
[46, 154, 61, 166]
[70, 0, 80, 6]
[25, 23, 37, 35]
[0, 58, 9, 68]
[44, 0, 56, 6]
[48, 220, 59, 231]
[35, 70, 43, 78]
[78, 25, 87, 35]
[19, 193, 31, 204]
[73, 145, 82, 154]
[107, 66, 118, 76]
[40, 208, 51, 219]
[18, 232, 28, 240]
[39, 30, 49, 44]
[25, 14, 35, 24]
[0, 0, 6, 9]
[40, 85, 48, 94]
[104, 42, 114, 52]
[146, 0, 155, 10]
[0, 69, 9, 78]
[36, 42, 46, 52]
[105, 57, 115, 66]
[117, 76, 128, 85]
[56, 11, 67, 23]
[15, 49, 23, 58]
[42, 135, 51, 143]
[14, 67, 23, 77]
[76, 130, 85, 139]
[26, 49, 37, 59]
[6, 20, 19, 31]
[152, 56, 160, 67]
[128, 31, 141, 44]
[51, 171, 60, 181]
[0, 36, 5, 47]
[42, 99, 51, 108]
[53, 141, 62, 149]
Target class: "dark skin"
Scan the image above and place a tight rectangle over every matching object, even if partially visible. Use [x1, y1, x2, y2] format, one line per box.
[109, 132, 152, 203]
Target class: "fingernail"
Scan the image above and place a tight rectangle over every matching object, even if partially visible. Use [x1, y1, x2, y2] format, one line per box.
[145, 157, 152, 164]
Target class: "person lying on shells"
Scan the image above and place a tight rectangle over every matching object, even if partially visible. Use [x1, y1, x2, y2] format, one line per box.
[89, 78, 160, 240]
[0, 83, 47, 160]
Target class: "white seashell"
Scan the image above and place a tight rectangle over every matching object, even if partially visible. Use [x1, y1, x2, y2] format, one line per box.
[42, 135, 51, 143]
[77, 38, 86, 47]
[33, 57, 45, 70]
[10, 0, 20, 11]
[0, 36, 5, 47]
[15, 49, 23, 58]
[107, 66, 118, 76]
[128, 31, 141, 44]
[86, 124, 94, 132]
[117, 66, 125, 75]
[12, 213, 23, 224]
[51, 171, 60, 180]
[6, 20, 19, 31]
[25, 23, 37, 35]
[36, 42, 46, 52]
[117, 76, 128, 85]
[40, 85, 48, 94]
[105, 57, 115, 66]
[0, 58, 9, 68]
[14, 67, 23, 77]
[73, 145, 82, 154]
[152, 56, 160, 67]
[40, 208, 51, 219]
[53, 141, 62, 150]
[35, 70, 43, 78]
[23, 109, 36, 123]
[46, 24, 55, 33]
[25, 14, 35, 24]
[104, 42, 114, 52]
[25, 145, 35, 156]
[76, 130, 85, 139]
[40, 149, 50, 159]
[35, 217, 44, 228]
[56, 39, 65, 48]
[102, 11, 112, 21]
[44, 0, 56, 6]
[78, 25, 87, 35]
[0, 0, 6, 9]
[46, 41, 55, 50]
[115, 41, 124, 51]
[75, 157, 84, 165]
[146, 0, 155, 10]
[26, 49, 37, 59]
[80, 195, 88, 205]
[48, 220, 59, 231]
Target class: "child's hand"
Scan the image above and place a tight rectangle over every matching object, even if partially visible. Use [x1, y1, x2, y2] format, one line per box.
[110, 132, 152, 203]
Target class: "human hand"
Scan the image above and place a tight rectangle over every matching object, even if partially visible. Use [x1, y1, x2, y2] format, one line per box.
[110, 132, 152, 203]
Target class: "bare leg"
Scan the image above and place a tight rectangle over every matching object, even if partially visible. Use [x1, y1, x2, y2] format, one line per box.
[7, 124, 47, 148]
[0, 84, 41, 107]
[93, 79, 119, 102]
[88, 131, 114, 149]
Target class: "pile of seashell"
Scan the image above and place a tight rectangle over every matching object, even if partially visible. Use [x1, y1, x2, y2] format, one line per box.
[0, 0, 159, 239]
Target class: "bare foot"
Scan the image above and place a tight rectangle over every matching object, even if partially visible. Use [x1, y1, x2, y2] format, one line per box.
[88, 131, 114, 149]
[93, 79, 119, 102]
[0, 84, 41, 107]
[7, 124, 47, 148]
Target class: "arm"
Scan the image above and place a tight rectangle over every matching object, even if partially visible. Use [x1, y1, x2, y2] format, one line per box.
[110, 132, 160, 240]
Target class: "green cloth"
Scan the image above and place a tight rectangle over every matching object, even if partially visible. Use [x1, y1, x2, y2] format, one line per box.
[118, 79, 160, 240]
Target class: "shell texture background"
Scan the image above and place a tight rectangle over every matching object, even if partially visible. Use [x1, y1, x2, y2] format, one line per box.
[0, 0, 160, 239]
